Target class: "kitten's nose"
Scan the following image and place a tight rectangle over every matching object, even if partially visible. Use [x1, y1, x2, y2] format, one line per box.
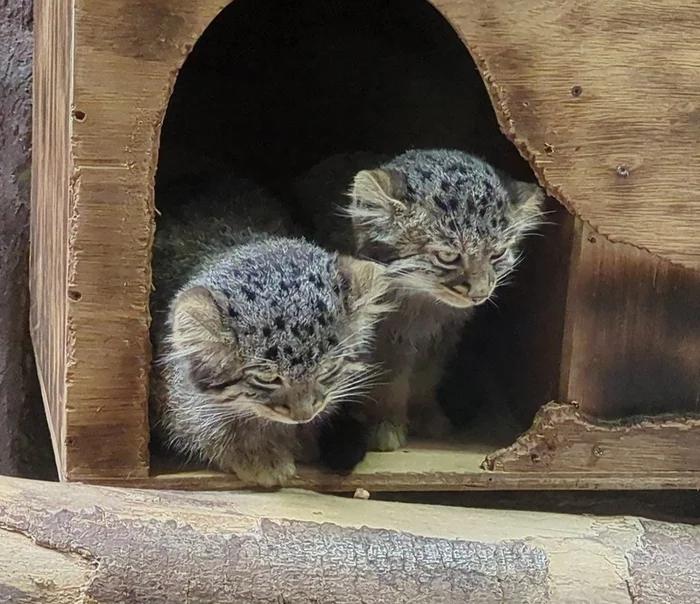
[280, 383, 317, 422]
[290, 399, 315, 422]
[446, 273, 493, 302]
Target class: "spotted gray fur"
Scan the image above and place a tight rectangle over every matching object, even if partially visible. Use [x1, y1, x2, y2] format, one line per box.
[295, 149, 545, 451]
[150, 175, 390, 486]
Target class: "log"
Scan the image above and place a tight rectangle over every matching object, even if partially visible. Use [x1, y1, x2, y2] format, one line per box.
[0, 476, 698, 603]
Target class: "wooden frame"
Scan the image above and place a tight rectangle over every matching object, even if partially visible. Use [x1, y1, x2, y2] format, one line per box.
[30, 0, 700, 489]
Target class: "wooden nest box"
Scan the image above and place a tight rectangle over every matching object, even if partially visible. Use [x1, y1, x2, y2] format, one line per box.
[31, 0, 700, 490]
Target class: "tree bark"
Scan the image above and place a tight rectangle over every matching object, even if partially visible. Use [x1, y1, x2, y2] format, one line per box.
[0, 0, 55, 479]
[0, 476, 698, 603]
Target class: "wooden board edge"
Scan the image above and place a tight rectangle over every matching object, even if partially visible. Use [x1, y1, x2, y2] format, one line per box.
[485, 401, 700, 473]
[72, 471, 700, 492]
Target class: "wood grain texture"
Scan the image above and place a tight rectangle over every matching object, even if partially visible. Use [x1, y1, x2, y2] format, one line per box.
[485, 402, 700, 475]
[30, 0, 72, 476]
[30, 0, 700, 487]
[31, 0, 228, 480]
[432, 0, 700, 269]
[97, 409, 700, 491]
[1, 475, 700, 603]
[560, 220, 700, 418]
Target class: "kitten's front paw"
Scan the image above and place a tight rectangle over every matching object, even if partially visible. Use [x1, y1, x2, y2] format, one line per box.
[367, 421, 408, 452]
[218, 455, 297, 488]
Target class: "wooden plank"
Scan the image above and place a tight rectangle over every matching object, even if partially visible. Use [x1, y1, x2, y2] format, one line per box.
[132, 463, 700, 493]
[65, 168, 152, 479]
[560, 220, 700, 418]
[485, 402, 700, 474]
[432, 0, 700, 269]
[30, 0, 72, 478]
[31, 0, 230, 480]
[80, 402, 699, 492]
[77, 401, 700, 492]
[0, 0, 56, 479]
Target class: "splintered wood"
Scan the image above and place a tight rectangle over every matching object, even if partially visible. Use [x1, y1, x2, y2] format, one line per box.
[484, 402, 700, 474]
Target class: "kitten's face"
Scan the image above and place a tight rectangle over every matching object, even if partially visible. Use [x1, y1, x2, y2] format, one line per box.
[167, 240, 389, 425]
[347, 149, 545, 308]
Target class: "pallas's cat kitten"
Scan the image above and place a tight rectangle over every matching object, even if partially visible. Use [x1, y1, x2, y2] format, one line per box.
[296, 149, 545, 451]
[150, 175, 390, 486]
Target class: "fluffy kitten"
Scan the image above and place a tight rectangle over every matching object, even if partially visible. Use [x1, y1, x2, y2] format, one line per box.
[295, 149, 545, 451]
[150, 175, 390, 486]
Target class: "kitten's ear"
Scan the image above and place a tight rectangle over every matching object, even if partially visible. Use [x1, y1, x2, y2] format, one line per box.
[338, 256, 388, 299]
[349, 169, 409, 223]
[170, 286, 237, 357]
[506, 179, 546, 223]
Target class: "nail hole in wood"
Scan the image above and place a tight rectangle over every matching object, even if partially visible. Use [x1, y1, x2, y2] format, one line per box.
[616, 165, 630, 178]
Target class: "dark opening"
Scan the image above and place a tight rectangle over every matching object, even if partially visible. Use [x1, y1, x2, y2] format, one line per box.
[154, 0, 571, 473]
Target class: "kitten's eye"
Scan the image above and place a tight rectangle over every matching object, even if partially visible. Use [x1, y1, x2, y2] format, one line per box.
[435, 251, 461, 265]
[491, 249, 508, 262]
[248, 372, 284, 390]
[200, 378, 240, 392]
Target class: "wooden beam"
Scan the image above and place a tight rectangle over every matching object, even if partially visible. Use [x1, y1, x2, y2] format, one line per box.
[0, 475, 699, 602]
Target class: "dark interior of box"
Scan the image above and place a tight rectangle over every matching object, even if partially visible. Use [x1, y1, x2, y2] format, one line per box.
[152, 0, 572, 479]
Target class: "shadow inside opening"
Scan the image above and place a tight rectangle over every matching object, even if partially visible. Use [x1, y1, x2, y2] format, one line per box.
[151, 0, 570, 481]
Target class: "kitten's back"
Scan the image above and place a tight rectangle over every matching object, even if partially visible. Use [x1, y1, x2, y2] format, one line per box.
[151, 174, 299, 325]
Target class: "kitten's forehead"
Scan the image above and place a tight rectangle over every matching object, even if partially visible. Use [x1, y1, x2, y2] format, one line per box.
[384, 149, 513, 248]
[213, 239, 348, 377]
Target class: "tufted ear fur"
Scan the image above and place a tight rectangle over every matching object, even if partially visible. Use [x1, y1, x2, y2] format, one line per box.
[169, 286, 240, 388]
[505, 179, 546, 226]
[347, 169, 409, 228]
[337, 256, 393, 327]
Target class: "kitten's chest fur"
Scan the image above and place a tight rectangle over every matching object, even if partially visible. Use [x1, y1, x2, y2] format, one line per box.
[378, 292, 471, 368]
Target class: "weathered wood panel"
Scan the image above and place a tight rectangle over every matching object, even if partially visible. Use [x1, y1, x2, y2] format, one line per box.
[485, 403, 700, 475]
[31, 0, 700, 486]
[560, 220, 700, 418]
[433, 0, 700, 269]
[102, 412, 700, 491]
[31, 0, 229, 480]
[1, 475, 699, 603]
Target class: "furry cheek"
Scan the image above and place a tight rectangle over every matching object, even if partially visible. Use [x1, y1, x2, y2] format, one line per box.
[493, 250, 517, 277]
[207, 384, 258, 406]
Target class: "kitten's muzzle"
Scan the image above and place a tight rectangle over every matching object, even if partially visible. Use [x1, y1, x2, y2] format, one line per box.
[442, 272, 493, 305]
[270, 383, 322, 423]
